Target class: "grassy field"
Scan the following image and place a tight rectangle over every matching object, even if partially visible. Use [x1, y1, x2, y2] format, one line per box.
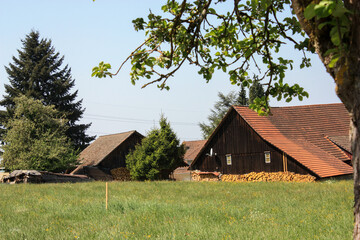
[0, 180, 354, 240]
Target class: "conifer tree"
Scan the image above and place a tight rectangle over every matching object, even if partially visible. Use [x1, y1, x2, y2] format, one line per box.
[249, 79, 266, 105]
[237, 85, 249, 106]
[199, 83, 265, 139]
[126, 115, 185, 181]
[0, 31, 94, 150]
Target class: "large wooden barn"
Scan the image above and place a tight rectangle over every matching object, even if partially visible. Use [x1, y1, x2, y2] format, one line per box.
[189, 104, 353, 179]
[71, 130, 144, 179]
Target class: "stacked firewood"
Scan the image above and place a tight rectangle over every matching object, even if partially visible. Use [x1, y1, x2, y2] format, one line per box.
[110, 167, 131, 181]
[221, 171, 316, 183]
[191, 171, 220, 182]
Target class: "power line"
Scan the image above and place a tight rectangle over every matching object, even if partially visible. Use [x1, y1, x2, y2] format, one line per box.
[83, 113, 199, 126]
[85, 100, 208, 113]
[86, 131, 201, 141]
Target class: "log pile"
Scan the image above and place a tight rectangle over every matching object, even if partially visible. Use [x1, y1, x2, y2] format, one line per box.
[191, 171, 220, 182]
[110, 167, 131, 181]
[221, 171, 316, 183]
[1, 170, 92, 184]
[2, 170, 43, 184]
[0, 172, 9, 182]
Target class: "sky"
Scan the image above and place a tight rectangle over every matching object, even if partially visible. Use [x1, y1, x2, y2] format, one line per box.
[0, 0, 341, 142]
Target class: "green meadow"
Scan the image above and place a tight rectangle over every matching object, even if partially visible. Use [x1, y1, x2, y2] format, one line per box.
[0, 180, 353, 240]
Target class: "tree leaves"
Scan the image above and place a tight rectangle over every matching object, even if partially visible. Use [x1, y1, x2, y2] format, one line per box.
[2, 95, 78, 172]
[91, 61, 112, 78]
[94, 0, 353, 113]
[304, 0, 352, 68]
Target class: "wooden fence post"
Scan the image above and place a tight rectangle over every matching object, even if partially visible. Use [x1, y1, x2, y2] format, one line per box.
[106, 182, 108, 210]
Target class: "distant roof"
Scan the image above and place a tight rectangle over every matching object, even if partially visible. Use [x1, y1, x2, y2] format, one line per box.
[183, 140, 207, 161]
[78, 130, 143, 167]
[327, 135, 351, 153]
[232, 104, 352, 178]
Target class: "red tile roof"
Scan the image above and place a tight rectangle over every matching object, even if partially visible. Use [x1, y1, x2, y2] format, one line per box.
[183, 140, 207, 161]
[327, 135, 351, 153]
[233, 104, 352, 178]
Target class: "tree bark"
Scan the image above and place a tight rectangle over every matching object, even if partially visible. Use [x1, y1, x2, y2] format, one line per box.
[353, 106, 360, 239]
[292, 0, 360, 239]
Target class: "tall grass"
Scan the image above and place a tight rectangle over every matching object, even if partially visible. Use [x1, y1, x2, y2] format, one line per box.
[0, 180, 353, 240]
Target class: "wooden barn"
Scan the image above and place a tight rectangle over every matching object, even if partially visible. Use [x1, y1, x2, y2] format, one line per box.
[71, 130, 144, 180]
[189, 104, 353, 179]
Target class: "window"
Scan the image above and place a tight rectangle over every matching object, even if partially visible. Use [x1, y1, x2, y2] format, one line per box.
[265, 151, 271, 164]
[226, 154, 232, 165]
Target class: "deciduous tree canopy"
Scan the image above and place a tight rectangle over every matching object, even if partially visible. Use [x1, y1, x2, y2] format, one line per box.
[2, 95, 78, 172]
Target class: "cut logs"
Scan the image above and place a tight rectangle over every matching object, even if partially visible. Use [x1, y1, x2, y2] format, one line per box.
[191, 171, 220, 182]
[110, 167, 131, 181]
[191, 171, 315, 182]
[221, 171, 316, 183]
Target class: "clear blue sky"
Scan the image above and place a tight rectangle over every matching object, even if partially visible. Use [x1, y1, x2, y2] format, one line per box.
[0, 0, 340, 141]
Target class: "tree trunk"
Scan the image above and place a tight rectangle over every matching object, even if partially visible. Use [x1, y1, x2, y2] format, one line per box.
[291, 0, 360, 239]
[353, 106, 360, 239]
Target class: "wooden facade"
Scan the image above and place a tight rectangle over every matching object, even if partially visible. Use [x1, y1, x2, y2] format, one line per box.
[71, 131, 144, 176]
[98, 132, 144, 171]
[190, 109, 315, 176]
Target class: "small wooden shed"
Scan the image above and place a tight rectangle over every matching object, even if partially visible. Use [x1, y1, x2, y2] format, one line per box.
[172, 140, 206, 181]
[71, 130, 144, 179]
[190, 104, 353, 179]
[183, 140, 207, 166]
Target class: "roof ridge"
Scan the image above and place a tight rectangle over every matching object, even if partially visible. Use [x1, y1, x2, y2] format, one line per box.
[233, 103, 343, 109]
[98, 130, 137, 138]
[183, 139, 206, 143]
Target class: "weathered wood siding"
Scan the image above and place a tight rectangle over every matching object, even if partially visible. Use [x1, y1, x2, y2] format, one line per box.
[98, 132, 143, 170]
[193, 109, 313, 176]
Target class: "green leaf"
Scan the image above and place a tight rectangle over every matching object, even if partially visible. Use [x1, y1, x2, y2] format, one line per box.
[328, 55, 340, 68]
[330, 27, 341, 46]
[304, 3, 316, 20]
[314, 1, 336, 18]
[332, 2, 350, 17]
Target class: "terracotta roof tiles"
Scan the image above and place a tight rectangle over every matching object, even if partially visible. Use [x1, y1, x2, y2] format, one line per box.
[183, 140, 207, 161]
[233, 104, 352, 178]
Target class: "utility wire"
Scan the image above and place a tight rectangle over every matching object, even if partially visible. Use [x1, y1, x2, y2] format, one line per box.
[83, 113, 198, 126]
[85, 100, 208, 113]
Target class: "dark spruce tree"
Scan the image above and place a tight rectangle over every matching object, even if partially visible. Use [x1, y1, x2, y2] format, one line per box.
[0, 31, 95, 150]
[249, 79, 266, 105]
